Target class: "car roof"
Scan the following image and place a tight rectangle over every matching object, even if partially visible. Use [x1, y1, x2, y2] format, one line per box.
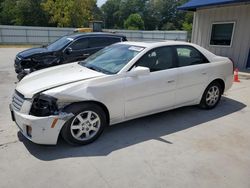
[67, 32, 126, 39]
[121, 40, 194, 48]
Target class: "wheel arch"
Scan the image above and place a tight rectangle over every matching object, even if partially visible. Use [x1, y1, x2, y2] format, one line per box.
[62, 100, 110, 125]
[209, 78, 225, 94]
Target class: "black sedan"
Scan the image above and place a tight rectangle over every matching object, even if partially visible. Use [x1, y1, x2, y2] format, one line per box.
[15, 32, 127, 80]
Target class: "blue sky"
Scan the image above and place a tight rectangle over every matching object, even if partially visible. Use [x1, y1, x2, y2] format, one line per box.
[97, 0, 107, 7]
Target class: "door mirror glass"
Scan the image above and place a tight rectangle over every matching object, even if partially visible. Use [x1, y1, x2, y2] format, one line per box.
[128, 66, 150, 77]
[65, 47, 73, 55]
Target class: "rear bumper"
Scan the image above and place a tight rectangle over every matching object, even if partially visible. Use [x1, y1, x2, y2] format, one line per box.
[10, 104, 73, 145]
[225, 74, 234, 92]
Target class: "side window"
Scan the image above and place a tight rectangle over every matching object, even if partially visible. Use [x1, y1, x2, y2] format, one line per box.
[89, 37, 108, 48]
[136, 47, 175, 72]
[70, 38, 88, 50]
[106, 37, 121, 45]
[175, 46, 208, 67]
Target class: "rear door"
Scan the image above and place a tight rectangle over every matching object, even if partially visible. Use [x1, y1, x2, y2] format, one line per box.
[88, 36, 122, 55]
[174, 45, 211, 106]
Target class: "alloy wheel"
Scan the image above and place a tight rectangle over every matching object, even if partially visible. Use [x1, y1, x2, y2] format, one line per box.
[70, 111, 101, 141]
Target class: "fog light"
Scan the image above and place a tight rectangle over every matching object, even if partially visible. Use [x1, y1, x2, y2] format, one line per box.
[26, 126, 32, 137]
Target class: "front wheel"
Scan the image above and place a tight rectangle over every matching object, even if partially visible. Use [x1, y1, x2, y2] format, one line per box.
[199, 82, 222, 109]
[61, 103, 107, 145]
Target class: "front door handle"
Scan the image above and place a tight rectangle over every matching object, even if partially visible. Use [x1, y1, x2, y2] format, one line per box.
[83, 53, 90, 57]
[202, 72, 207, 75]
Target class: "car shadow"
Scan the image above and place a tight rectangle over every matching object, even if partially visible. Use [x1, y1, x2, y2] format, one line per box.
[18, 97, 246, 161]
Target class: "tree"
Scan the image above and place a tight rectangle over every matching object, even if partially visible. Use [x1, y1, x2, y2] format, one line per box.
[0, 0, 17, 25]
[182, 12, 193, 40]
[124, 13, 144, 30]
[42, 0, 97, 27]
[101, 0, 121, 28]
[0, 0, 49, 26]
[15, 0, 50, 26]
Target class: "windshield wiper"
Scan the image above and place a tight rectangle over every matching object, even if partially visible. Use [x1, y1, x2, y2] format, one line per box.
[86, 65, 101, 72]
[85, 64, 113, 74]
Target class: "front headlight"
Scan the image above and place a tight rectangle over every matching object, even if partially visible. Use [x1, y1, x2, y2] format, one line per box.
[30, 94, 58, 117]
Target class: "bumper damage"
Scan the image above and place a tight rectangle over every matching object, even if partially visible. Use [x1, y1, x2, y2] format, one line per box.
[10, 104, 73, 145]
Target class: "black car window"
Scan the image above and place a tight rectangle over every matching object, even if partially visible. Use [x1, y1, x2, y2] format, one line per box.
[135, 46, 175, 72]
[70, 38, 88, 50]
[89, 37, 107, 48]
[175, 46, 209, 67]
[106, 37, 121, 45]
[89, 37, 120, 48]
[47, 36, 72, 51]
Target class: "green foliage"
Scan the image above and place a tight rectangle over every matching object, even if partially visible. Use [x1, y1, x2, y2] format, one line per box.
[182, 12, 193, 40]
[0, 0, 49, 26]
[42, 0, 100, 27]
[0, 0, 102, 27]
[102, 0, 192, 31]
[0, 0, 192, 32]
[101, 0, 121, 28]
[0, 0, 17, 25]
[124, 13, 144, 30]
[15, 0, 50, 26]
[41, 0, 73, 27]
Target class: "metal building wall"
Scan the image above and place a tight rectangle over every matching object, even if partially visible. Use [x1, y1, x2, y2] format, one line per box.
[191, 3, 250, 69]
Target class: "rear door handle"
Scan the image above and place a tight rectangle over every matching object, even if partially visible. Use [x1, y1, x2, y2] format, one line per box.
[167, 80, 175, 83]
[83, 53, 90, 56]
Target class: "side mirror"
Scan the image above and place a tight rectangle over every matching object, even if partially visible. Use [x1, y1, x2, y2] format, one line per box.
[128, 66, 150, 77]
[65, 47, 73, 55]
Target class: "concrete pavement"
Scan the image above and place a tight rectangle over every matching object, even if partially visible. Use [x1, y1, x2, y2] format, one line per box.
[0, 48, 250, 188]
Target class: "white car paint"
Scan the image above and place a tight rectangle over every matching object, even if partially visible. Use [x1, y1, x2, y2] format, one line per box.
[10, 41, 234, 145]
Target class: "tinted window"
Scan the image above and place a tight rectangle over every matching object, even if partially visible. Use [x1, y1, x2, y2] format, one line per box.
[136, 47, 175, 72]
[70, 38, 88, 50]
[175, 46, 208, 67]
[47, 36, 72, 51]
[106, 37, 121, 45]
[210, 23, 234, 46]
[89, 37, 108, 48]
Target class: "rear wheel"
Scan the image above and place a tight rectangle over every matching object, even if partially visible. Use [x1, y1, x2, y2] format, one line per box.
[199, 82, 222, 109]
[61, 103, 107, 145]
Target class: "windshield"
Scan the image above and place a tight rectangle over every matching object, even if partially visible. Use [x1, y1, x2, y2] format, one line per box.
[79, 44, 144, 74]
[47, 36, 73, 51]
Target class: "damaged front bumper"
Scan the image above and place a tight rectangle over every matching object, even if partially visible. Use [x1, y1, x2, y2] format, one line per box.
[10, 104, 73, 145]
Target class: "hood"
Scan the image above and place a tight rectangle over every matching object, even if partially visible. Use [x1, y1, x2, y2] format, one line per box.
[17, 47, 50, 58]
[16, 63, 105, 98]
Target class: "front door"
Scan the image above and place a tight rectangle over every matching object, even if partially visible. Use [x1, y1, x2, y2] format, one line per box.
[63, 38, 89, 63]
[124, 46, 178, 118]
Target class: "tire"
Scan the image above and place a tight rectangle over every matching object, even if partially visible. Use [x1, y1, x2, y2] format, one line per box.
[199, 81, 222, 109]
[61, 103, 107, 145]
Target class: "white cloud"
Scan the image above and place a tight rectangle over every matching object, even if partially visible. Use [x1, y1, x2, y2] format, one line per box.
[97, 0, 107, 7]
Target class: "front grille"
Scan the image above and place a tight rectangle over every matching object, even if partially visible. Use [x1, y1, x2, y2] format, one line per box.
[12, 90, 25, 111]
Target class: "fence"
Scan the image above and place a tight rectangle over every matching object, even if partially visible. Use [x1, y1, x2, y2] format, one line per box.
[0, 25, 187, 45]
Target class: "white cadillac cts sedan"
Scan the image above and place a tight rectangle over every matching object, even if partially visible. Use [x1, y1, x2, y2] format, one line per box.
[10, 41, 234, 145]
